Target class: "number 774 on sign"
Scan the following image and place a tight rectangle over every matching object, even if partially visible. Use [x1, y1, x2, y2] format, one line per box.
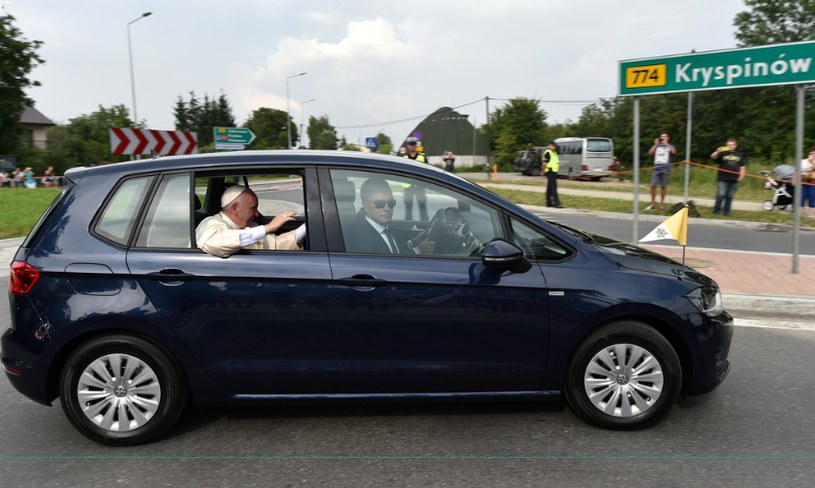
[625, 64, 667, 89]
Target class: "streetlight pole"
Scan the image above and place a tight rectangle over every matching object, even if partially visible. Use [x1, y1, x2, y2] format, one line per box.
[127, 12, 152, 129]
[299, 98, 316, 148]
[286, 72, 306, 149]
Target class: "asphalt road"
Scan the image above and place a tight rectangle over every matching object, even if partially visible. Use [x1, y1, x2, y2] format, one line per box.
[0, 322, 813, 487]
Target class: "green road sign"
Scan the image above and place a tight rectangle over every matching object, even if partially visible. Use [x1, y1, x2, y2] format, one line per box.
[213, 127, 256, 145]
[619, 41, 815, 96]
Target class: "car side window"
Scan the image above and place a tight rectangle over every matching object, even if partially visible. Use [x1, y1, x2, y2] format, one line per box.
[192, 171, 307, 251]
[511, 218, 571, 260]
[135, 173, 193, 248]
[94, 176, 154, 246]
[331, 169, 502, 257]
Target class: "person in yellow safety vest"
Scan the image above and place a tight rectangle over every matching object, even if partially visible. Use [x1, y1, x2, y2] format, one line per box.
[402, 140, 429, 220]
[543, 141, 563, 208]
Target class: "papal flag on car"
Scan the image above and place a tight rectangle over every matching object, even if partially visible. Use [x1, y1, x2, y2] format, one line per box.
[639, 206, 688, 246]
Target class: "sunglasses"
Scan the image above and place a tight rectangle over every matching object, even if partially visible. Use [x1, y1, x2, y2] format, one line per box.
[369, 199, 397, 209]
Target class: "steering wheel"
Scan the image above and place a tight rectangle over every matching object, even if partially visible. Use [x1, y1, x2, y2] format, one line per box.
[425, 207, 483, 255]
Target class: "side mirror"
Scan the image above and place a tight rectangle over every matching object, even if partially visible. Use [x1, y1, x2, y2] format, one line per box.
[482, 239, 532, 273]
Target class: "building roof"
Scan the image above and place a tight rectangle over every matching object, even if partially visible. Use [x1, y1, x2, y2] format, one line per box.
[402, 107, 489, 157]
[20, 106, 55, 126]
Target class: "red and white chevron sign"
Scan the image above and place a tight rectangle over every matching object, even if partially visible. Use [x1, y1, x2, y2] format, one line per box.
[109, 128, 198, 155]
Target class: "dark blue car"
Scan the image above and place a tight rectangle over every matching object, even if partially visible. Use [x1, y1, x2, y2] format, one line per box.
[2, 151, 732, 444]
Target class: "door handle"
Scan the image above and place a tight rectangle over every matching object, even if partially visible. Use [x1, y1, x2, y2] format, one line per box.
[148, 269, 194, 285]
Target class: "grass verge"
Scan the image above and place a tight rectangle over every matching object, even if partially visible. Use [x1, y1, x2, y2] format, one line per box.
[0, 189, 61, 239]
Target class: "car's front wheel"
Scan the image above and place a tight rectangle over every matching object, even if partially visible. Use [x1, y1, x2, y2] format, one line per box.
[59, 335, 187, 445]
[564, 321, 681, 430]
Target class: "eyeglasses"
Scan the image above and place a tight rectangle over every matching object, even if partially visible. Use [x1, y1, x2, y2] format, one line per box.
[369, 199, 397, 209]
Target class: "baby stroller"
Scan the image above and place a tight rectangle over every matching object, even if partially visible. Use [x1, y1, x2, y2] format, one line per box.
[759, 165, 795, 211]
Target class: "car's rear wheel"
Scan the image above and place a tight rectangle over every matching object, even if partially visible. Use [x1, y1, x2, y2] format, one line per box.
[59, 335, 187, 445]
[564, 321, 681, 430]
[530, 165, 542, 176]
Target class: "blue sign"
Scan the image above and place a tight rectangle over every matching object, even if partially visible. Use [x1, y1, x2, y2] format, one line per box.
[365, 137, 378, 149]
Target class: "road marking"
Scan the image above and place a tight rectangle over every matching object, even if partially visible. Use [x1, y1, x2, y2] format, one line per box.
[734, 318, 815, 331]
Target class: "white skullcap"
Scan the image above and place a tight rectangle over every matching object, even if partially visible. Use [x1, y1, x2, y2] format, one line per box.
[220, 185, 248, 208]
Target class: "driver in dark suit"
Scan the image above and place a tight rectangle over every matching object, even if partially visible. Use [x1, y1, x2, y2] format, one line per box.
[345, 178, 434, 254]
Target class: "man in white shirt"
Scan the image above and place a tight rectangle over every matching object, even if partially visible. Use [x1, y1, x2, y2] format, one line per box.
[195, 185, 306, 258]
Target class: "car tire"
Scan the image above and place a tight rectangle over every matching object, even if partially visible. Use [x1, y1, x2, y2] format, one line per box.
[530, 165, 541, 177]
[59, 335, 187, 445]
[564, 321, 681, 430]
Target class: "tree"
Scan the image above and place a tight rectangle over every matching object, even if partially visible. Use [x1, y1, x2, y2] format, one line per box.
[243, 107, 290, 149]
[65, 105, 133, 165]
[489, 98, 547, 169]
[0, 14, 44, 155]
[308, 115, 338, 150]
[733, 0, 815, 47]
[730, 1, 815, 161]
[376, 131, 393, 154]
[173, 91, 237, 147]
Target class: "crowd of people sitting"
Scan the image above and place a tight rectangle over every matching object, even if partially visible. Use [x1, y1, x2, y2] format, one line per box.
[0, 166, 58, 188]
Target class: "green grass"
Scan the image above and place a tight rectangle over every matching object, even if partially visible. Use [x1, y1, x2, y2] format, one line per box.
[0, 189, 61, 239]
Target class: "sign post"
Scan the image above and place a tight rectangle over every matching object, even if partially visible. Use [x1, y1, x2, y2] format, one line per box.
[214, 127, 256, 150]
[619, 41, 813, 272]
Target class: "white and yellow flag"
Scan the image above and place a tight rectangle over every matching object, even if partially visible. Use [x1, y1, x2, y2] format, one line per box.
[639, 207, 688, 246]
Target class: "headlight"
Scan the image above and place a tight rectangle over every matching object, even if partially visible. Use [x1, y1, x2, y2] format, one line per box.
[687, 287, 723, 317]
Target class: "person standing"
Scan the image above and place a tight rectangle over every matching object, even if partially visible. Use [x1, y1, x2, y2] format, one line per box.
[12, 167, 24, 188]
[710, 138, 746, 216]
[23, 167, 37, 189]
[646, 132, 676, 211]
[42, 166, 56, 187]
[402, 140, 429, 220]
[799, 147, 815, 218]
[443, 150, 456, 172]
[543, 141, 563, 208]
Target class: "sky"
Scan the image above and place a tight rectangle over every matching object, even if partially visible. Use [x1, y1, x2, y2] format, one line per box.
[6, 0, 749, 148]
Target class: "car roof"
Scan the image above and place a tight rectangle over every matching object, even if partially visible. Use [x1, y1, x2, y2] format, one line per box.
[64, 150, 448, 179]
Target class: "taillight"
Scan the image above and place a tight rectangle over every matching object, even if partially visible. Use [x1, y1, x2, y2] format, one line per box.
[582, 165, 588, 171]
[9, 262, 40, 295]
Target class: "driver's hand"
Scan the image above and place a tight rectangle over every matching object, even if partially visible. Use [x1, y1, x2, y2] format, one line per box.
[416, 239, 435, 254]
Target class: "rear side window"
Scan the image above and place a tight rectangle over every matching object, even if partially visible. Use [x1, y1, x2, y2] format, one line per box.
[95, 176, 153, 246]
[135, 173, 193, 248]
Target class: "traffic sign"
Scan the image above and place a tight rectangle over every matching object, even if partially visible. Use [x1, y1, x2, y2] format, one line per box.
[109, 128, 197, 155]
[365, 137, 377, 149]
[215, 143, 247, 150]
[213, 127, 256, 145]
[619, 41, 815, 96]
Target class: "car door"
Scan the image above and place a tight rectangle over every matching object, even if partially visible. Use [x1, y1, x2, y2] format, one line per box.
[125, 168, 338, 395]
[323, 168, 550, 394]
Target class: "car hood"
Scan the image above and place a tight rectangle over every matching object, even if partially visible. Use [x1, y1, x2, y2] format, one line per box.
[589, 234, 717, 287]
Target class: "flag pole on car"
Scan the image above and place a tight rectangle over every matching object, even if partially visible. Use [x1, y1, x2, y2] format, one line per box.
[639, 205, 689, 270]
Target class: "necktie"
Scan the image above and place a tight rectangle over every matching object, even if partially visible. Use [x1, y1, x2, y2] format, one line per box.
[383, 228, 399, 253]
